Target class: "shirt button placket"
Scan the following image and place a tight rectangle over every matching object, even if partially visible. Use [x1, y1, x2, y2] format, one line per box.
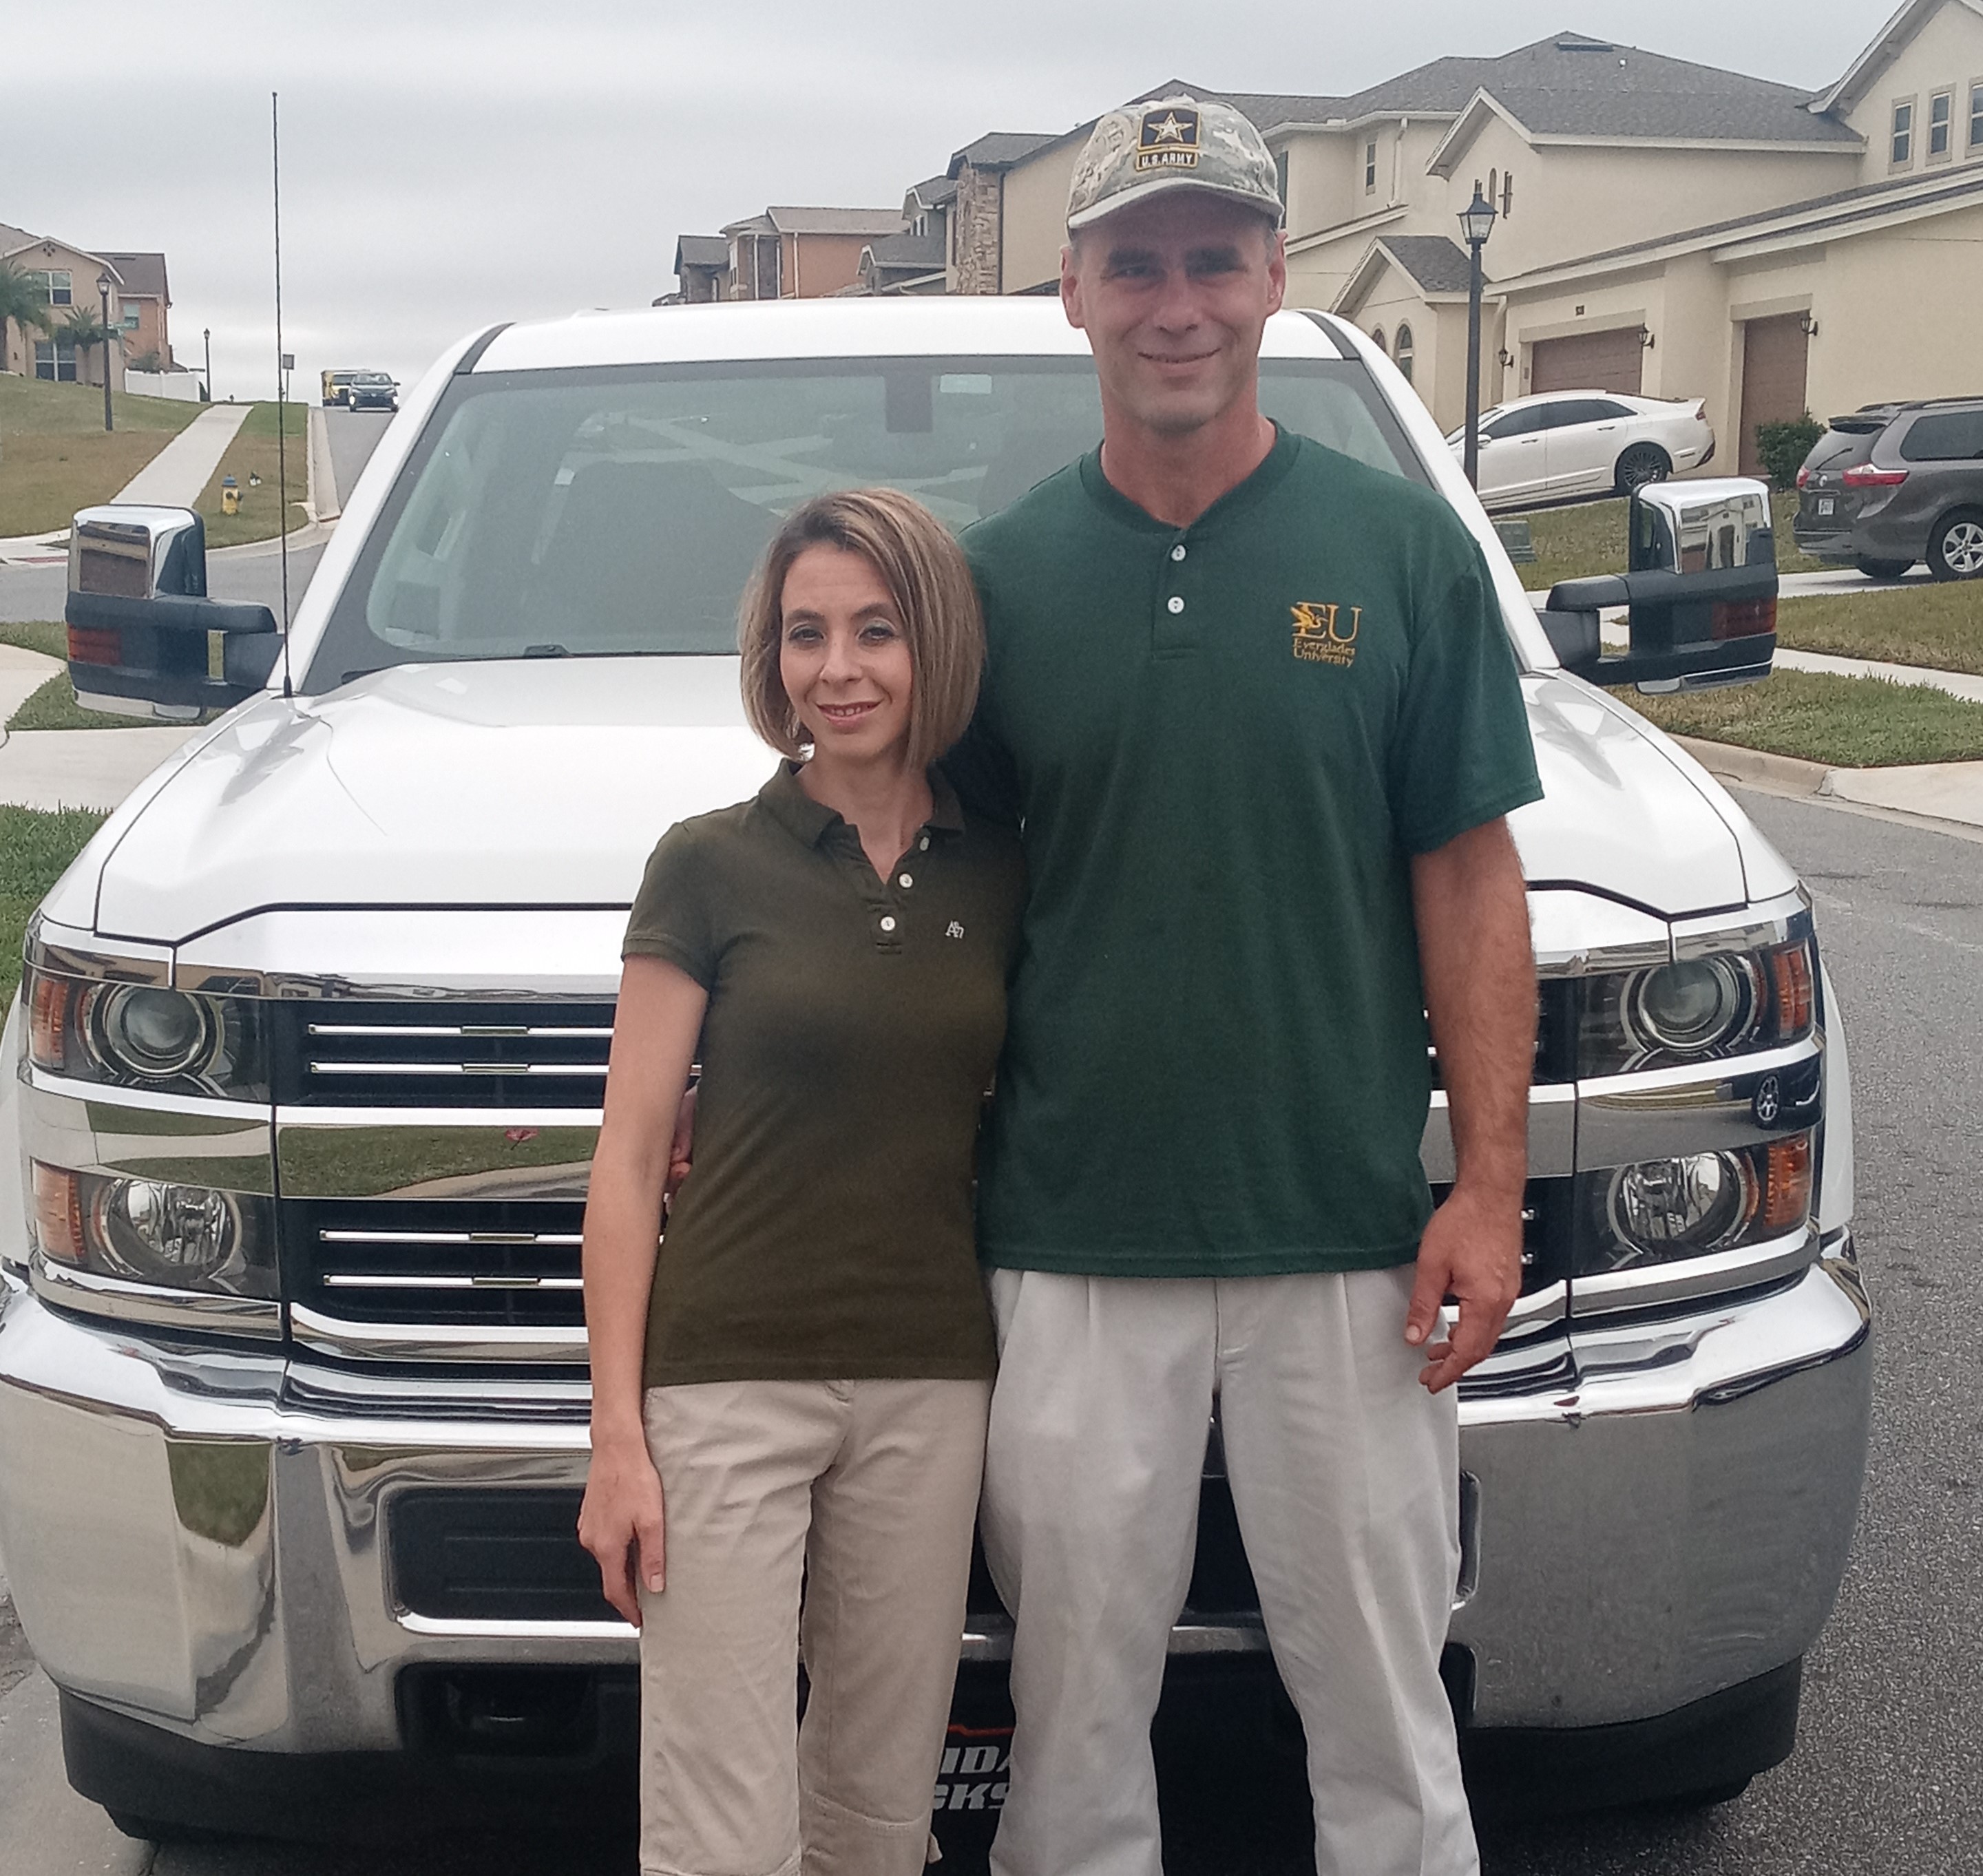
[1157, 534, 1193, 654]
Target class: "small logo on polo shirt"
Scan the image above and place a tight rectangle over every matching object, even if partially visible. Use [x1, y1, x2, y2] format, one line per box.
[946, 920, 966, 940]
[1291, 601, 1359, 666]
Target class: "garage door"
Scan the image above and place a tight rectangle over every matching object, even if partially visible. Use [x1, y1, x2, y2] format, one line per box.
[1529, 328, 1644, 397]
[1739, 313, 1811, 476]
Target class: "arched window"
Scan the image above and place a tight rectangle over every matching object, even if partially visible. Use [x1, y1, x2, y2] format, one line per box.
[1394, 323, 1415, 385]
[1372, 327, 1388, 357]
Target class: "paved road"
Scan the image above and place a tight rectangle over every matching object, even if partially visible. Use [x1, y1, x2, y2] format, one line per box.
[322, 408, 393, 514]
[0, 786, 1977, 1872]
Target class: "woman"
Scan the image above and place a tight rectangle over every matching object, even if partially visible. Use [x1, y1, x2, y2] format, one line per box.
[578, 487, 1022, 1876]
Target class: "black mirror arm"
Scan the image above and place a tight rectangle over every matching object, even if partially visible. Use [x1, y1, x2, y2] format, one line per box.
[67, 591, 278, 637]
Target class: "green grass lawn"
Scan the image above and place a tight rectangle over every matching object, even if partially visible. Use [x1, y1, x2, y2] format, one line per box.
[1517, 491, 1823, 589]
[196, 401, 310, 548]
[0, 804, 107, 1005]
[1776, 581, 1983, 677]
[1616, 668, 1983, 768]
[0, 372, 205, 537]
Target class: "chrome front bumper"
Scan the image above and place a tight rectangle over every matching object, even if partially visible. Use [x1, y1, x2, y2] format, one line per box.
[0, 1242, 1869, 1751]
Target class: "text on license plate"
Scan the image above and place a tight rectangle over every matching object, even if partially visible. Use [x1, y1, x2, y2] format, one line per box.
[1817, 497, 1836, 516]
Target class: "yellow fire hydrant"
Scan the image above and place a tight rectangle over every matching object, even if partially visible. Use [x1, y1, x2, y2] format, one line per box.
[220, 475, 240, 516]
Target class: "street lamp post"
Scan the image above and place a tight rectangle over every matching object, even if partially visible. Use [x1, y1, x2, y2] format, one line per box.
[1457, 182, 1498, 489]
[203, 327, 212, 402]
[95, 273, 115, 432]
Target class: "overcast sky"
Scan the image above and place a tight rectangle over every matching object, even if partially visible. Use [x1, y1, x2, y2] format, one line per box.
[6, 0, 1890, 401]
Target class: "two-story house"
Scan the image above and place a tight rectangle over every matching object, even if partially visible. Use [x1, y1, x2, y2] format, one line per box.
[711, 207, 908, 301]
[1, 224, 129, 385]
[965, 1, 1983, 470]
[98, 251, 172, 370]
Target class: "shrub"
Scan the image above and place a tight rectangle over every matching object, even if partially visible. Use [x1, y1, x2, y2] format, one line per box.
[1755, 413, 1825, 491]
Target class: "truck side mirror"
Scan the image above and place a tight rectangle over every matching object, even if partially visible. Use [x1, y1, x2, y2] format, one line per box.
[64, 506, 282, 719]
[1539, 477, 1776, 693]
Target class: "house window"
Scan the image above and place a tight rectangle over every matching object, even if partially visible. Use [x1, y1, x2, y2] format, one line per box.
[1488, 168, 1498, 210]
[23, 268, 72, 306]
[1500, 169, 1514, 218]
[122, 308, 141, 330]
[1971, 81, 1983, 151]
[1929, 90, 1953, 160]
[33, 338, 78, 382]
[1372, 327, 1387, 356]
[1892, 98, 1915, 167]
[1274, 147, 1290, 212]
[1394, 323, 1415, 385]
[1365, 140, 1378, 193]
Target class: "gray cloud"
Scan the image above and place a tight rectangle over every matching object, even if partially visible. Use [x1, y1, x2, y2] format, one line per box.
[4, 0, 1878, 400]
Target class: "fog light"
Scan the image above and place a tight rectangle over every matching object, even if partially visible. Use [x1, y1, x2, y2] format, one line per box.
[1608, 1151, 1757, 1256]
[84, 984, 218, 1081]
[88, 1178, 240, 1282]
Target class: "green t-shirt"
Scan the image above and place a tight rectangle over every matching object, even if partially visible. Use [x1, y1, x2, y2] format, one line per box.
[954, 425, 1542, 1279]
[622, 763, 1023, 1384]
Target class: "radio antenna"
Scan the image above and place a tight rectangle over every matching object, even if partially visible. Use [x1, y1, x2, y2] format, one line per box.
[273, 89, 294, 698]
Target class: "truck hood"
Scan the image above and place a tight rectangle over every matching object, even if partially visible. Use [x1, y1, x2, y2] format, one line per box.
[90, 660, 1748, 945]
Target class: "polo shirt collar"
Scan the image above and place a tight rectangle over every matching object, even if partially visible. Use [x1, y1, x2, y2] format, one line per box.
[758, 760, 966, 850]
[1078, 421, 1300, 536]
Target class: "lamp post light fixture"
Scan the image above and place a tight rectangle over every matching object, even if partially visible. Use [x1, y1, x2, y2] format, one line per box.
[1457, 182, 1498, 489]
[95, 272, 115, 432]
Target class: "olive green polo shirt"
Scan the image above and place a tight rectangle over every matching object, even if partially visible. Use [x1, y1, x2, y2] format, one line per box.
[622, 763, 1022, 1385]
[954, 426, 1542, 1279]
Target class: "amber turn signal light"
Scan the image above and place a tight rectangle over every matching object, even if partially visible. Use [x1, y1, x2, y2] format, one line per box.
[30, 1162, 85, 1265]
[1761, 1134, 1812, 1234]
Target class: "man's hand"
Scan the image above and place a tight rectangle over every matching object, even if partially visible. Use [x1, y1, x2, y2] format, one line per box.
[1404, 1182, 1524, 1393]
[664, 1084, 697, 1211]
[1407, 814, 1536, 1394]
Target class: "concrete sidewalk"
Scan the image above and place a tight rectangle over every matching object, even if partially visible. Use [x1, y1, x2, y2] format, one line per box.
[0, 643, 202, 810]
[111, 401, 251, 507]
[1774, 644, 1983, 705]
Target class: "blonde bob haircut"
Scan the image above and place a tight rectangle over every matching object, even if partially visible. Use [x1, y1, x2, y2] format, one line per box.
[737, 488, 984, 772]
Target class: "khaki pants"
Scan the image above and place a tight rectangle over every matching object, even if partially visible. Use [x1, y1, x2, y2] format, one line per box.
[638, 1378, 992, 1876]
[981, 1266, 1477, 1876]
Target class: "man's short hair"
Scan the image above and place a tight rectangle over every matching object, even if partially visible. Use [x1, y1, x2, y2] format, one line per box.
[738, 489, 985, 772]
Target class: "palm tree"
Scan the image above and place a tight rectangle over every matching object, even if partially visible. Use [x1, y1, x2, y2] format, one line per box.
[0, 262, 52, 373]
[59, 305, 113, 389]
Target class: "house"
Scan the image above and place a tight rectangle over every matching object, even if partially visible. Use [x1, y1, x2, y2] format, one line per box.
[98, 251, 172, 370]
[671, 235, 732, 304]
[1, 223, 129, 385]
[717, 207, 907, 300]
[945, 134, 1058, 293]
[854, 233, 949, 296]
[966, 1, 1983, 465]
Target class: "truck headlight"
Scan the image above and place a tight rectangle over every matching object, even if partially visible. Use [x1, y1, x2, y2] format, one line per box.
[25, 967, 264, 1100]
[31, 1162, 275, 1297]
[1580, 938, 1813, 1075]
[1577, 1134, 1812, 1274]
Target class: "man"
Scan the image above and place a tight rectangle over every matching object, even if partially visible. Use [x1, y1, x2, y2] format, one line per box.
[952, 96, 1543, 1876]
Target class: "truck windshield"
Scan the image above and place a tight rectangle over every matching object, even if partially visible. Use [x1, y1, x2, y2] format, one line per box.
[307, 356, 1422, 689]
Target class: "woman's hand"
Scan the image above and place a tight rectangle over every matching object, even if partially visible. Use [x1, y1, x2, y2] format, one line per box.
[578, 1436, 668, 1625]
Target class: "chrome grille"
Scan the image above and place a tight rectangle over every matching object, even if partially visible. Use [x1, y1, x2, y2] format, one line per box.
[285, 1199, 588, 1338]
[273, 1002, 615, 1109]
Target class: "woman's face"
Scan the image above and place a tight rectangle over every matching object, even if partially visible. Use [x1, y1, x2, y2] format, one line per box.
[778, 544, 914, 766]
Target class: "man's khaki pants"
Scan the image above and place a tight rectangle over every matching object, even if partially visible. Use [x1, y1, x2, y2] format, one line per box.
[980, 1266, 1478, 1876]
[638, 1378, 991, 1876]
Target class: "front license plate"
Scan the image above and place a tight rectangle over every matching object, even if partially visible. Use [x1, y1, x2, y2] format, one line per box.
[1817, 496, 1836, 516]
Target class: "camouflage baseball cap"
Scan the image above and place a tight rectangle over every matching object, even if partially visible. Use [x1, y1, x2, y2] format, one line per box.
[1066, 95, 1283, 232]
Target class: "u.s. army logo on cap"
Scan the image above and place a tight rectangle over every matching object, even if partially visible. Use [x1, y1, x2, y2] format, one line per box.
[1136, 107, 1202, 171]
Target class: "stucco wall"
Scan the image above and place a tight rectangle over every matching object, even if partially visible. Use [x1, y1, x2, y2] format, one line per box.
[1445, 116, 1860, 280]
[1841, 1, 1983, 183]
[1003, 139, 1084, 294]
[784, 233, 873, 299]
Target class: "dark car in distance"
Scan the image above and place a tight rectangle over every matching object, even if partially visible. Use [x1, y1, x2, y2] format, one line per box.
[1793, 397, 1983, 580]
[346, 370, 399, 413]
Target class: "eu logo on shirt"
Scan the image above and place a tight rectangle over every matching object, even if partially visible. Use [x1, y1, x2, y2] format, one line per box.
[1290, 602, 1361, 666]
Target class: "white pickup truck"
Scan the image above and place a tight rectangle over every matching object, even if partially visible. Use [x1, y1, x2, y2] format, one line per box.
[0, 299, 1869, 1848]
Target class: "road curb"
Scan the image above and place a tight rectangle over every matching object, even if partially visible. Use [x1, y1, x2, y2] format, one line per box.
[1670, 735, 1834, 795]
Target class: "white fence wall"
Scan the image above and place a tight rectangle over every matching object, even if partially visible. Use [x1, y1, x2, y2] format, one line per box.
[122, 370, 204, 403]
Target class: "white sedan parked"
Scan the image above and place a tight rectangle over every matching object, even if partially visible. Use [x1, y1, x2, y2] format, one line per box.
[1449, 391, 1716, 510]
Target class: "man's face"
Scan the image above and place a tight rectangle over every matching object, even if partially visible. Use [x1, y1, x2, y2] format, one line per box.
[1061, 192, 1286, 439]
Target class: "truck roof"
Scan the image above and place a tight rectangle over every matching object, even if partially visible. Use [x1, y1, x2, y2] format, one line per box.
[472, 297, 1350, 375]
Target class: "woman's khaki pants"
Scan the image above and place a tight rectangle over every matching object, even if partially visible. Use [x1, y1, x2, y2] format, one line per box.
[638, 1378, 992, 1876]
